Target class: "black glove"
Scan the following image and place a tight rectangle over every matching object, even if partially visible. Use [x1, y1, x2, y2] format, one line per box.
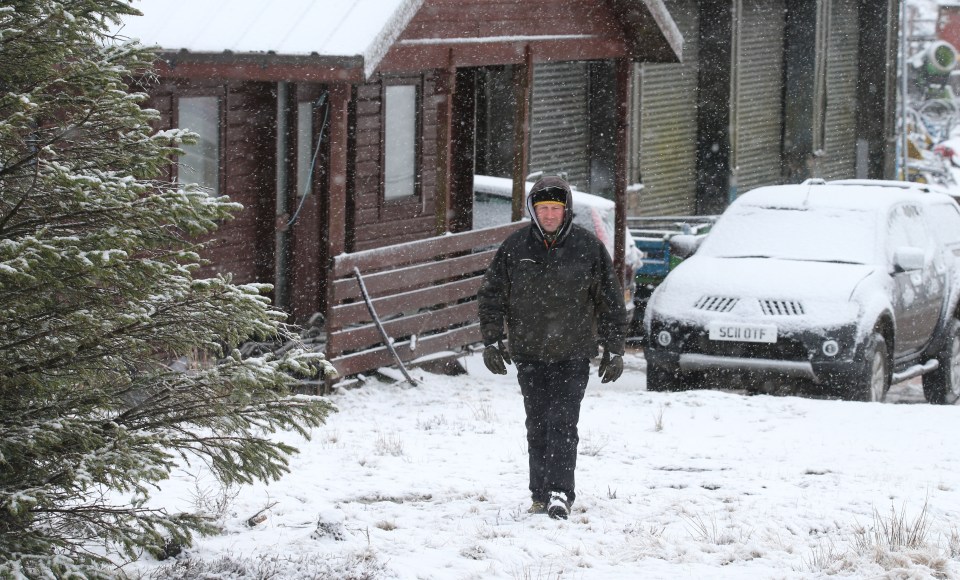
[599, 349, 623, 383]
[482, 341, 511, 375]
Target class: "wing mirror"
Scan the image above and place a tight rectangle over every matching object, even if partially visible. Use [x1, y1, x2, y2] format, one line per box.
[893, 247, 924, 272]
[669, 234, 706, 260]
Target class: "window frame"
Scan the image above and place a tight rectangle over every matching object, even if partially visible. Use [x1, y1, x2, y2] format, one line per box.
[173, 87, 226, 196]
[295, 84, 328, 200]
[379, 76, 424, 217]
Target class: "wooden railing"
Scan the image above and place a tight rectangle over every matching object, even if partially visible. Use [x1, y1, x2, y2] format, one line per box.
[325, 221, 526, 382]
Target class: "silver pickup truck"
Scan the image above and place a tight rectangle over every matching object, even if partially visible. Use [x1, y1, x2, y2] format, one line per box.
[643, 179, 960, 403]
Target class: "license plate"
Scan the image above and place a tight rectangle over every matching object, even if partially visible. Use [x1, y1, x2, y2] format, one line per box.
[708, 322, 777, 343]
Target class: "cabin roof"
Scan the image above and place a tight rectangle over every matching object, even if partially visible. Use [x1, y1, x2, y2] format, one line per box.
[117, 0, 422, 79]
[117, 0, 680, 81]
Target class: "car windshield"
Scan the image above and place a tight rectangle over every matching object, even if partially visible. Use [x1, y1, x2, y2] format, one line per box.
[699, 205, 877, 264]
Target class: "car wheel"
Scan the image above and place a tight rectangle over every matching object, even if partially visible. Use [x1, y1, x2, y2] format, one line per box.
[922, 319, 960, 405]
[846, 332, 888, 402]
[646, 362, 680, 392]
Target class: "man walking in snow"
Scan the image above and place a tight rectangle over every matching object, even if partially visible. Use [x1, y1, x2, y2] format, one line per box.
[477, 175, 627, 520]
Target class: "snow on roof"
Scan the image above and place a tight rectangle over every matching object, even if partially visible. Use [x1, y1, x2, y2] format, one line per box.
[116, 0, 422, 78]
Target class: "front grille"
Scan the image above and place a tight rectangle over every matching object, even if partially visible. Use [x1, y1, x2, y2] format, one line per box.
[694, 296, 739, 312]
[759, 299, 805, 316]
[692, 334, 809, 361]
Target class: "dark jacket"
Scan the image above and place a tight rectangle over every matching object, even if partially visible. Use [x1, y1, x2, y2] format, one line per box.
[477, 220, 628, 363]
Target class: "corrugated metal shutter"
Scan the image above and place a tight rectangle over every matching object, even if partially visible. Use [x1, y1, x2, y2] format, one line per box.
[529, 62, 590, 188]
[731, 0, 786, 196]
[635, 0, 700, 216]
[819, 0, 859, 179]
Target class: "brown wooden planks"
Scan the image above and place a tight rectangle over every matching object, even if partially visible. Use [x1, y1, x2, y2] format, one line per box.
[331, 249, 496, 301]
[332, 221, 524, 276]
[327, 301, 479, 355]
[328, 276, 483, 331]
[329, 324, 482, 379]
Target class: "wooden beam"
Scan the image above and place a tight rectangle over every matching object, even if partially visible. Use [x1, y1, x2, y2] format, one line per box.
[435, 51, 456, 236]
[511, 45, 533, 221]
[613, 58, 630, 287]
[379, 39, 628, 72]
[450, 68, 477, 233]
[331, 249, 496, 301]
[323, 84, 351, 320]
[288, 87, 324, 322]
[329, 277, 484, 332]
[327, 301, 479, 355]
[332, 221, 525, 277]
[326, 84, 350, 258]
[329, 324, 481, 380]
[155, 54, 365, 83]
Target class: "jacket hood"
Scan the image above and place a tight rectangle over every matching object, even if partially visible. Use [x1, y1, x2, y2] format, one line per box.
[526, 175, 574, 245]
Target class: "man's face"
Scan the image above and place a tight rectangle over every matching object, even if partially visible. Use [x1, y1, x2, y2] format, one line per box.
[534, 203, 565, 234]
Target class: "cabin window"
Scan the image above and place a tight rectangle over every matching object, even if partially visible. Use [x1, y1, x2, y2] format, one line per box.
[176, 96, 221, 195]
[297, 100, 315, 197]
[383, 84, 418, 200]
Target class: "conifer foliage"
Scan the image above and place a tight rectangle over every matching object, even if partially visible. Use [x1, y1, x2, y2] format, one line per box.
[0, 1, 336, 576]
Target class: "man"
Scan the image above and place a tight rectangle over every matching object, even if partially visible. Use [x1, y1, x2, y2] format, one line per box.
[477, 175, 627, 520]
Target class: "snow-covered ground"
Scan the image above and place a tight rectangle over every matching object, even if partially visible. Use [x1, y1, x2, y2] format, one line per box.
[131, 349, 960, 579]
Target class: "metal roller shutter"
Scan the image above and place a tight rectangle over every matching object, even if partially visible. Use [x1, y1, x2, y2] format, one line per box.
[820, 0, 859, 179]
[529, 62, 590, 189]
[635, 0, 700, 217]
[731, 0, 786, 196]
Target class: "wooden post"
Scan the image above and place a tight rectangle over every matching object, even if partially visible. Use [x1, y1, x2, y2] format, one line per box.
[613, 58, 630, 287]
[435, 50, 455, 236]
[324, 83, 350, 326]
[288, 86, 323, 323]
[511, 45, 533, 222]
[450, 68, 477, 233]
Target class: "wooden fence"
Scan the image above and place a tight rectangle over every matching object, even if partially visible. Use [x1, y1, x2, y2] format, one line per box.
[325, 221, 526, 383]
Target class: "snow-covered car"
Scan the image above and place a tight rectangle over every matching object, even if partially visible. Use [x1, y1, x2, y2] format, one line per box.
[643, 179, 960, 403]
[473, 174, 645, 323]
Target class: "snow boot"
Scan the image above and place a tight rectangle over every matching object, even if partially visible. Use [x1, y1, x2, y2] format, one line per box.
[547, 491, 570, 520]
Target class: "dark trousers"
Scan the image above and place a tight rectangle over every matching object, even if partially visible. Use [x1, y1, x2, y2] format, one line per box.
[516, 358, 590, 505]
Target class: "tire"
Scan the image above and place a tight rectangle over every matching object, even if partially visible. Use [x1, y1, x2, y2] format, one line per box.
[646, 362, 681, 392]
[845, 332, 889, 402]
[922, 319, 960, 405]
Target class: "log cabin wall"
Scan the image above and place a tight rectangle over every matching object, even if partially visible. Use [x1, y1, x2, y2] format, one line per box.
[148, 80, 277, 288]
[351, 73, 441, 252]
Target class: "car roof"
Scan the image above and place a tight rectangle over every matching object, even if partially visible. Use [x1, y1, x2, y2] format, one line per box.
[733, 179, 958, 212]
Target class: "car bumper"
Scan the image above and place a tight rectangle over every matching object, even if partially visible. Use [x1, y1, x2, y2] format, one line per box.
[646, 348, 862, 384]
[645, 317, 861, 384]
[678, 353, 817, 379]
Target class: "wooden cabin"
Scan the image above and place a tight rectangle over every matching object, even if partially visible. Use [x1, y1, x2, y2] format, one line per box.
[120, 0, 682, 382]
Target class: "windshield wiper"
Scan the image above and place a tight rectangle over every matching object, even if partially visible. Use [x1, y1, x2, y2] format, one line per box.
[793, 258, 865, 265]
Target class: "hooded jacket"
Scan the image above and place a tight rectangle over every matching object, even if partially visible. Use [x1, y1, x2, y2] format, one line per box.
[477, 177, 627, 363]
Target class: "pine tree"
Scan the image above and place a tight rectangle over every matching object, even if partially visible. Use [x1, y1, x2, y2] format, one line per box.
[0, 1, 336, 576]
